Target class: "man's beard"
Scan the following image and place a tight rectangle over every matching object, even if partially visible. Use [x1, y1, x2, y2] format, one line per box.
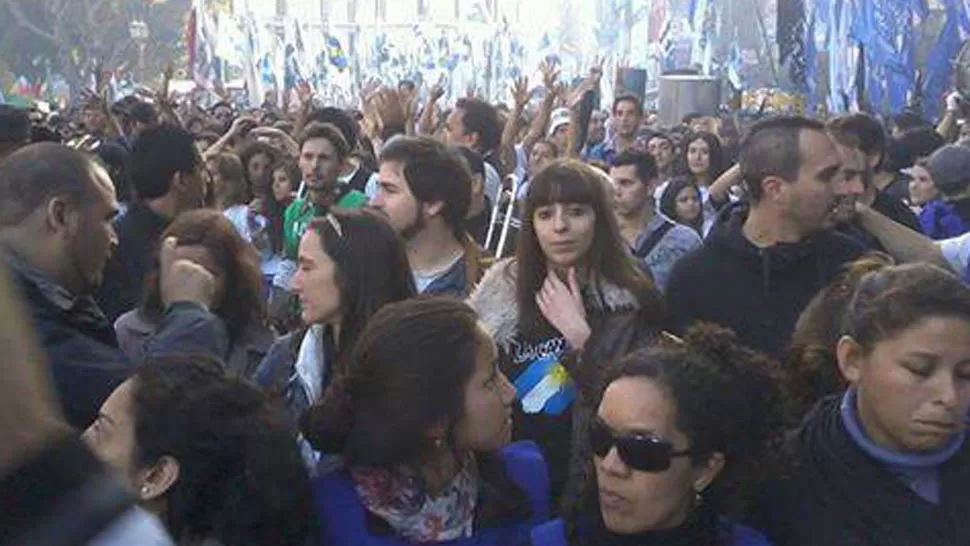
[400, 209, 426, 241]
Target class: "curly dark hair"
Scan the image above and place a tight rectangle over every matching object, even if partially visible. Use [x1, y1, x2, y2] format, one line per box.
[786, 253, 895, 422]
[562, 324, 789, 544]
[132, 355, 311, 545]
[141, 210, 266, 344]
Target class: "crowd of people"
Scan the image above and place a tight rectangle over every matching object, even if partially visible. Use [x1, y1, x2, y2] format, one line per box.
[4, 59, 970, 546]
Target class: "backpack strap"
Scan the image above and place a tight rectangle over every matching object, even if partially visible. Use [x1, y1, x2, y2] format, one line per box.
[634, 220, 677, 259]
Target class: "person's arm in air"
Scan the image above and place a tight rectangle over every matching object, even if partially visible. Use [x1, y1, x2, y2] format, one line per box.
[855, 203, 952, 270]
[500, 77, 531, 175]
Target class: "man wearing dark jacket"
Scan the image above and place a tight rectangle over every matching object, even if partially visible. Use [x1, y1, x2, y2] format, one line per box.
[96, 125, 207, 322]
[0, 143, 226, 429]
[666, 117, 867, 356]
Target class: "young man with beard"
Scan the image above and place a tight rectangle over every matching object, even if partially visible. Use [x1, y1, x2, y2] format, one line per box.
[826, 115, 921, 243]
[587, 94, 646, 166]
[666, 117, 867, 356]
[372, 136, 490, 296]
[610, 150, 701, 291]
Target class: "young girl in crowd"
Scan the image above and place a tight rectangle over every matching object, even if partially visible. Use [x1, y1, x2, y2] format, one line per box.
[304, 298, 550, 546]
[654, 133, 725, 234]
[659, 177, 708, 237]
[238, 140, 280, 202]
[528, 325, 784, 546]
[763, 263, 970, 545]
[84, 356, 311, 546]
[470, 159, 664, 506]
[261, 158, 300, 304]
[208, 152, 269, 245]
[255, 211, 414, 446]
[908, 159, 940, 214]
[684, 132, 726, 190]
[115, 210, 274, 379]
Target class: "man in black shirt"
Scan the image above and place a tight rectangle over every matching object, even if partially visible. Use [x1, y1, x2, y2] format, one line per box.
[96, 125, 207, 321]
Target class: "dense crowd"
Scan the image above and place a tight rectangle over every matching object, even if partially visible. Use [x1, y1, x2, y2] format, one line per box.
[3, 61, 970, 546]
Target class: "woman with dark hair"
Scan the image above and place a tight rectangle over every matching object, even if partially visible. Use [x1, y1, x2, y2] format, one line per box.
[684, 131, 726, 189]
[115, 210, 274, 379]
[654, 132, 725, 234]
[305, 298, 550, 545]
[528, 324, 784, 545]
[659, 177, 707, 237]
[469, 159, 664, 506]
[785, 253, 894, 421]
[208, 152, 269, 245]
[255, 211, 415, 450]
[83, 355, 311, 546]
[259, 157, 300, 300]
[238, 140, 280, 201]
[762, 263, 970, 545]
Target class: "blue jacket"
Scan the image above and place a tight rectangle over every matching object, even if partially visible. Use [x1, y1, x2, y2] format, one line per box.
[919, 200, 970, 240]
[528, 517, 773, 546]
[312, 441, 550, 546]
[6, 250, 228, 429]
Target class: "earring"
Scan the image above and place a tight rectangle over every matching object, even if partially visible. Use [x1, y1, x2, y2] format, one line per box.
[434, 438, 444, 449]
[140, 485, 150, 497]
[694, 490, 704, 506]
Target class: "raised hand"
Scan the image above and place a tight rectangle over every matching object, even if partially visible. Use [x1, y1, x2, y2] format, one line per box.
[159, 237, 217, 310]
[430, 74, 447, 103]
[536, 268, 591, 352]
[511, 76, 531, 110]
[540, 59, 561, 92]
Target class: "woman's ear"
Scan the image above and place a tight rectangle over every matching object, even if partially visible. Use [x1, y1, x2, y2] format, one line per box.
[692, 451, 726, 495]
[137, 455, 180, 502]
[837, 335, 863, 384]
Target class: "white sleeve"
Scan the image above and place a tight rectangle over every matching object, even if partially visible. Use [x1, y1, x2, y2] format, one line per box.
[365, 172, 380, 202]
[938, 233, 970, 275]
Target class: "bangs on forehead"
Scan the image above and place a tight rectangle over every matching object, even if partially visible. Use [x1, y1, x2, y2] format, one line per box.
[528, 167, 597, 208]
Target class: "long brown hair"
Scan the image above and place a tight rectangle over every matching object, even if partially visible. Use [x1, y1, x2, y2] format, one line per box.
[142, 210, 265, 343]
[514, 159, 662, 334]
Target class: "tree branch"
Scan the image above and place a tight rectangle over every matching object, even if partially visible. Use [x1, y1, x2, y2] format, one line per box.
[3, 0, 59, 44]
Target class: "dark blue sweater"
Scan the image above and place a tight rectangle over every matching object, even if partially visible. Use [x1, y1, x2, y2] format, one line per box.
[312, 442, 550, 546]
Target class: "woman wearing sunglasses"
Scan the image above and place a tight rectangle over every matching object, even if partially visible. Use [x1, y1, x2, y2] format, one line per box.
[760, 264, 970, 545]
[469, 160, 664, 507]
[526, 324, 784, 546]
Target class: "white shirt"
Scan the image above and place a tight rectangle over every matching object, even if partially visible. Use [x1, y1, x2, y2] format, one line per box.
[938, 232, 970, 275]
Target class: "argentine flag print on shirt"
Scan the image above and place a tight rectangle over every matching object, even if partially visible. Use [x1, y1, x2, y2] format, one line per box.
[510, 336, 576, 416]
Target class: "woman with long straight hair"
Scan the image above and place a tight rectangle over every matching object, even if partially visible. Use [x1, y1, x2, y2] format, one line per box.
[304, 298, 550, 545]
[255, 210, 415, 468]
[469, 159, 664, 507]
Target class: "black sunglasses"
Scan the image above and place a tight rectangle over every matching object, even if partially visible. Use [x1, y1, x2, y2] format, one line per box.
[590, 418, 691, 473]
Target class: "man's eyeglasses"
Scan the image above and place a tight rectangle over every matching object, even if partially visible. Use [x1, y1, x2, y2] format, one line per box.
[590, 418, 691, 473]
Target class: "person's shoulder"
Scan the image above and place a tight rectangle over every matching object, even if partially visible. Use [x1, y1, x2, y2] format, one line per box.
[723, 521, 775, 546]
[526, 519, 567, 546]
[819, 228, 868, 259]
[665, 223, 704, 246]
